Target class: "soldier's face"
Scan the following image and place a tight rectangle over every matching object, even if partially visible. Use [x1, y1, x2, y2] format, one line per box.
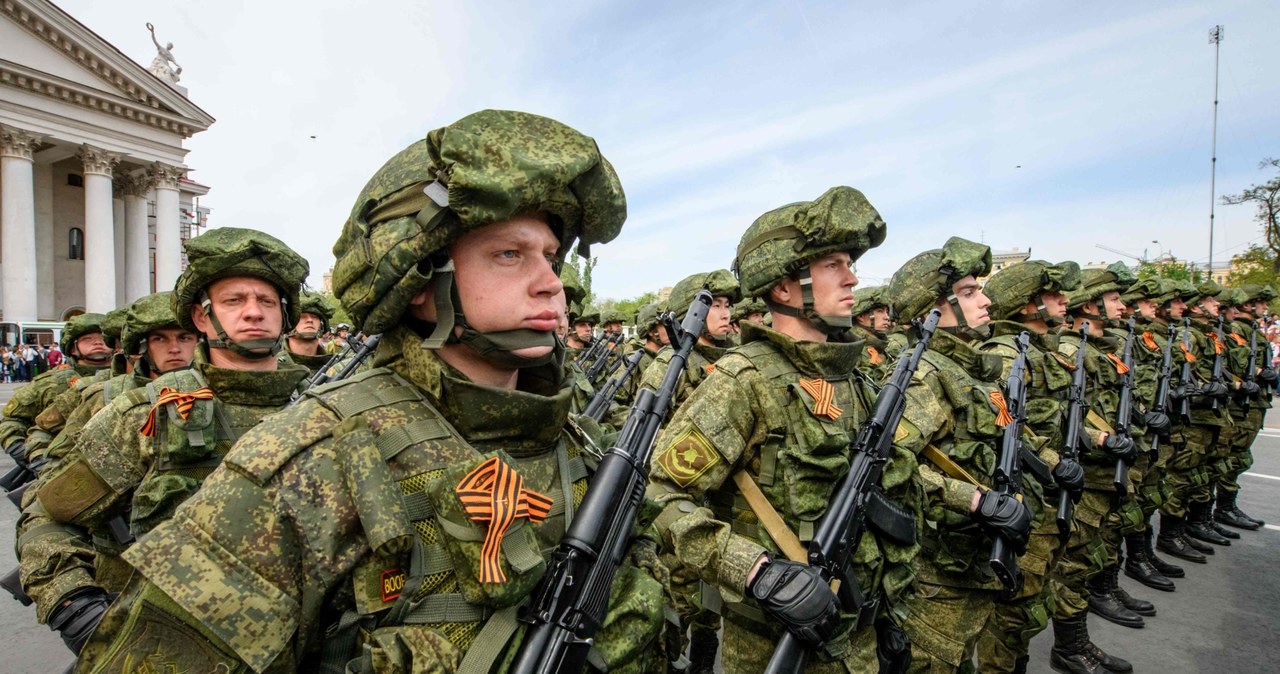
[808, 252, 859, 318]
[73, 332, 112, 359]
[448, 215, 564, 360]
[193, 277, 285, 347]
[1135, 299, 1158, 319]
[1198, 296, 1220, 317]
[1101, 291, 1126, 320]
[295, 313, 323, 336]
[146, 327, 198, 374]
[1038, 291, 1069, 319]
[869, 306, 891, 331]
[747, 312, 765, 324]
[1223, 305, 1240, 321]
[574, 321, 594, 341]
[1166, 297, 1186, 318]
[707, 296, 733, 336]
[552, 290, 569, 340]
[940, 275, 991, 328]
[604, 321, 623, 334]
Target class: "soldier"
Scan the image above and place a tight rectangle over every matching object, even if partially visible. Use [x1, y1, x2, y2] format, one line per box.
[600, 308, 625, 338]
[566, 306, 599, 353]
[884, 237, 1034, 674]
[636, 269, 739, 412]
[286, 290, 336, 374]
[30, 226, 310, 657]
[647, 186, 892, 673]
[1215, 284, 1276, 529]
[325, 322, 353, 354]
[612, 302, 664, 410]
[76, 110, 664, 673]
[14, 292, 199, 641]
[850, 286, 892, 381]
[975, 260, 1098, 674]
[729, 297, 768, 334]
[0, 313, 114, 489]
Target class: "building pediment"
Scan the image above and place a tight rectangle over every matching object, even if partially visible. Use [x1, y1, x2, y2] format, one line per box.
[0, 0, 214, 136]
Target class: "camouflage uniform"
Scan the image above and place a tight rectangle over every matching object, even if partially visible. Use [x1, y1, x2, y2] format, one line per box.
[648, 186, 892, 673]
[850, 286, 892, 383]
[1215, 285, 1275, 528]
[287, 290, 338, 374]
[77, 110, 664, 674]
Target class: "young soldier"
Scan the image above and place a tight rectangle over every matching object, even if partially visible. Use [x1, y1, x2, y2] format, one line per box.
[286, 290, 336, 374]
[647, 186, 891, 672]
[1215, 284, 1276, 529]
[30, 227, 310, 656]
[884, 238, 1034, 674]
[850, 285, 893, 381]
[730, 297, 768, 334]
[566, 307, 599, 353]
[636, 269, 740, 411]
[76, 110, 664, 673]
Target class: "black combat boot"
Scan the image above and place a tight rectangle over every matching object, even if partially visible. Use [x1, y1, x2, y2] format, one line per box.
[1144, 528, 1185, 577]
[1049, 615, 1108, 674]
[1110, 567, 1156, 616]
[1086, 568, 1145, 628]
[1186, 502, 1231, 546]
[685, 625, 719, 674]
[1013, 656, 1029, 674]
[1215, 490, 1263, 529]
[1124, 532, 1175, 591]
[1157, 514, 1206, 563]
[1211, 519, 1241, 539]
[1085, 635, 1133, 674]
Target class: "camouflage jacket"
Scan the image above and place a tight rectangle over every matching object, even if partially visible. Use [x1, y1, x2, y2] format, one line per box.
[82, 328, 663, 674]
[0, 361, 102, 451]
[894, 329, 1008, 589]
[849, 324, 892, 383]
[636, 341, 729, 417]
[645, 321, 897, 661]
[1058, 327, 1140, 491]
[285, 347, 333, 376]
[1184, 317, 1229, 427]
[980, 321, 1069, 468]
[1225, 317, 1271, 415]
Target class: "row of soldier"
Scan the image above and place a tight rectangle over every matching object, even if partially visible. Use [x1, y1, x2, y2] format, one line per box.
[0, 109, 1269, 674]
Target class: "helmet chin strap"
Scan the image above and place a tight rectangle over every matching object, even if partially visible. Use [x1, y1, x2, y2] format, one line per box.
[940, 291, 989, 341]
[418, 257, 561, 370]
[201, 296, 285, 360]
[75, 350, 113, 367]
[769, 265, 852, 337]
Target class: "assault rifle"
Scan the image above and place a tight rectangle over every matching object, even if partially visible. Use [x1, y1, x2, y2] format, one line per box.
[508, 290, 712, 674]
[1245, 318, 1259, 400]
[1113, 318, 1137, 493]
[991, 331, 1031, 591]
[1177, 319, 1193, 424]
[573, 332, 609, 370]
[1148, 323, 1177, 456]
[1210, 314, 1227, 416]
[1058, 323, 1088, 542]
[0, 441, 33, 494]
[762, 309, 940, 674]
[582, 350, 644, 422]
[290, 333, 382, 405]
[584, 333, 624, 386]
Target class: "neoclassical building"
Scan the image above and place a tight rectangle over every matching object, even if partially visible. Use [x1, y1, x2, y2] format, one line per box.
[0, 0, 213, 323]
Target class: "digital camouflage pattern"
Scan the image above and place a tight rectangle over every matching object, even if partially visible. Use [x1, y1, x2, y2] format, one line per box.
[646, 320, 892, 671]
[59, 312, 109, 354]
[120, 292, 181, 356]
[984, 260, 1081, 322]
[77, 328, 663, 673]
[0, 356, 105, 452]
[733, 186, 886, 299]
[172, 227, 309, 333]
[851, 285, 888, 319]
[666, 270, 740, 319]
[885, 237, 992, 323]
[297, 290, 334, 324]
[330, 110, 626, 334]
[731, 297, 768, 323]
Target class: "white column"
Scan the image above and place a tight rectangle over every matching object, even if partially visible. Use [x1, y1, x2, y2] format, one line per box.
[113, 178, 127, 305]
[33, 162, 54, 319]
[1, 125, 43, 323]
[122, 173, 152, 301]
[149, 162, 183, 291]
[79, 144, 121, 313]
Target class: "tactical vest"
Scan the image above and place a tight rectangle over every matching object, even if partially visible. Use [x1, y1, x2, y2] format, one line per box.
[1059, 332, 1128, 490]
[1184, 320, 1229, 428]
[982, 327, 1073, 452]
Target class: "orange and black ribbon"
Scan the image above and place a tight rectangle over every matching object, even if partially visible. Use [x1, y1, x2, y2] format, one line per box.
[799, 378, 843, 421]
[1106, 353, 1131, 375]
[989, 389, 1014, 428]
[867, 346, 884, 365]
[140, 387, 215, 437]
[1142, 331, 1158, 351]
[1178, 343, 1197, 363]
[1210, 334, 1226, 355]
[455, 457, 553, 584]
[1229, 333, 1248, 347]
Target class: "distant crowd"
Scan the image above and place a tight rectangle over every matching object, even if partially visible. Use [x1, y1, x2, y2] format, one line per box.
[0, 344, 64, 383]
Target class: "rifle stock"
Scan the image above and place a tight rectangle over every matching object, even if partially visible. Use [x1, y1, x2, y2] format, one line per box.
[508, 291, 713, 674]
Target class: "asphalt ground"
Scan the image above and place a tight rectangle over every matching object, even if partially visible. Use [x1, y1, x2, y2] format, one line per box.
[1, 381, 1279, 673]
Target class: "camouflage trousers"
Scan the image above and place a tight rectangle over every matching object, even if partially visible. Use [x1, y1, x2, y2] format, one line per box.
[974, 514, 1066, 674]
[1051, 490, 1116, 620]
[897, 570, 998, 674]
[1162, 424, 1222, 517]
[1216, 408, 1262, 496]
[721, 615, 878, 673]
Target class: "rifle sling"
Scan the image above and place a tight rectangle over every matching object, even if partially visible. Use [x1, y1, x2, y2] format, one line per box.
[732, 471, 807, 563]
[922, 444, 990, 491]
[1084, 410, 1116, 434]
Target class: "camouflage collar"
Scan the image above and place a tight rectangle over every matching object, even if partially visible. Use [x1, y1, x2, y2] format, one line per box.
[739, 319, 864, 378]
[931, 328, 1002, 380]
[988, 319, 1059, 352]
[195, 360, 308, 406]
[695, 341, 730, 364]
[849, 324, 888, 351]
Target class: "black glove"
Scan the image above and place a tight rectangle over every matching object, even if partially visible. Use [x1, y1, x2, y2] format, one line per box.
[1142, 410, 1172, 437]
[1101, 433, 1138, 465]
[1200, 381, 1229, 399]
[1238, 381, 1262, 397]
[748, 555, 840, 648]
[1168, 384, 1197, 404]
[1052, 457, 1085, 501]
[47, 588, 109, 655]
[973, 491, 1032, 555]
[1257, 368, 1278, 384]
[5, 440, 28, 466]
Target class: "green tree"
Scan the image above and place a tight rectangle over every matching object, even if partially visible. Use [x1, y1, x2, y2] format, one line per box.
[1227, 244, 1279, 287]
[321, 292, 352, 328]
[565, 252, 598, 307]
[1135, 256, 1203, 283]
[1222, 158, 1280, 273]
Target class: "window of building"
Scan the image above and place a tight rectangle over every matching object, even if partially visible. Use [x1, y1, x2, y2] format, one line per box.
[68, 227, 84, 260]
[67, 173, 83, 188]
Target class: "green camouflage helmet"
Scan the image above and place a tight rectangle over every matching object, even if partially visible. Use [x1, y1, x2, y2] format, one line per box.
[731, 297, 769, 322]
[330, 110, 626, 345]
[293, 290, 334, 339]
[1067, 262, 1137, 311]
[733, 186, 887, 300]
[60, 312, 107, 354]
[1120, 277, 1168, 306]
[173, 227, 309, 359]
[1215, 286, 1248, 309]
[101, 307, 128, 348]
[599, 309, 626, 325]
[1152, 278, 1196, 308]
[667, 270, 741, 320]
[1192, 279, 1222, 307]
[1240, 284, 1279, 304]
[122, 292, 181, 355]
[634, 302, 661, 334]
[851, 286, 888, 317]
[571, 307, 600, 326]
[560, 264, 586, 309]
[886, 237, 992, 323]
[985, 260, 1081, 322]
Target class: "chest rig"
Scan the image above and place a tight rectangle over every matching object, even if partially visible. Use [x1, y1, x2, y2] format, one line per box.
[309, 368, 593, 674]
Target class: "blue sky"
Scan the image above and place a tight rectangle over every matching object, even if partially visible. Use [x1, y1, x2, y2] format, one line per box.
[61, 0, 1280, 299]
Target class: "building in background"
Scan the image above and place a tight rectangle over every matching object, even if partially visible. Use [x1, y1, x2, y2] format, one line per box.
[0, 0, 213, 325]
